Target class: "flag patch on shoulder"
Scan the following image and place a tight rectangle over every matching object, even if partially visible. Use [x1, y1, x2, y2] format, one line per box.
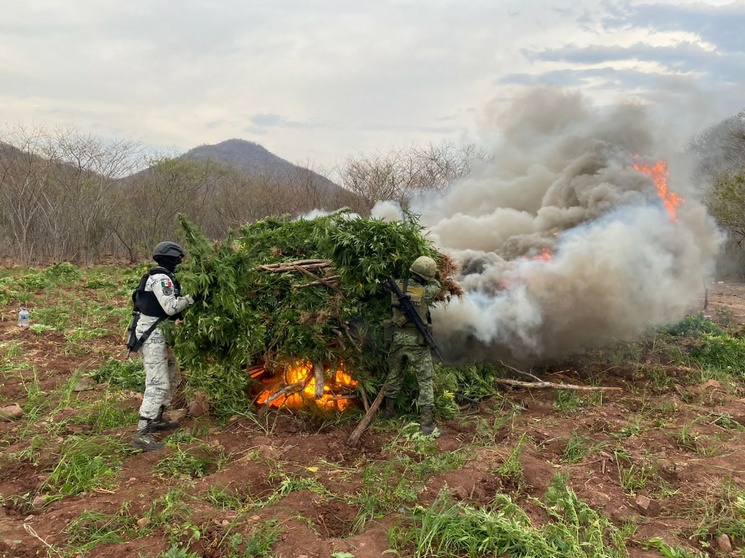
[161, 279, 173, 295]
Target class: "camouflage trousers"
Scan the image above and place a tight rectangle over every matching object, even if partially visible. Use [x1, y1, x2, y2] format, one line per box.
[385, 331, 434, 409]
[136, 327, 181, 427]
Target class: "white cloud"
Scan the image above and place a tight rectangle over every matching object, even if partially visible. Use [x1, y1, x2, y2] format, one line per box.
[0, 0, 743, 166]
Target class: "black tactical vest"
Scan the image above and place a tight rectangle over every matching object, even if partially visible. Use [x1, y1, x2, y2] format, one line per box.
[132, 267, 182, 319]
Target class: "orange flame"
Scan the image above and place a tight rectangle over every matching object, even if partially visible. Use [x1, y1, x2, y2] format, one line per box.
[633, 160, 684, 221]
[531, 247, 552, 261]
[255, 359, 357, 412]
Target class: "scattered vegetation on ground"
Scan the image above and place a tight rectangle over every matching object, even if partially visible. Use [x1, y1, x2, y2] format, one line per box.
[2, 263, 745, 557]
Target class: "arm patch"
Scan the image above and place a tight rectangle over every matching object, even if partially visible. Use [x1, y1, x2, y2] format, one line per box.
[161, 279, 174, 296]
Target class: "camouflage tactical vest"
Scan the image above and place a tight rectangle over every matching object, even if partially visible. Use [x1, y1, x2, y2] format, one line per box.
[391, 279, 429, 328]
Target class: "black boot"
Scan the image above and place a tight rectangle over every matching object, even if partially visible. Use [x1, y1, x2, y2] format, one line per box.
[131, 419, 164, 452]
[151, 405, 180, 432]
[419, 405, 436, 436]
[382, 397, 396, 419]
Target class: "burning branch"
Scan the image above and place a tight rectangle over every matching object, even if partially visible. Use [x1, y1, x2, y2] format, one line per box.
[253, 360, 358, 413]
[257, 369, 314, 415]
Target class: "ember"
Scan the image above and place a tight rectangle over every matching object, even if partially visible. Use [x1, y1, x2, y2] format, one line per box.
[633, 159, 684, 221]
[254, 360, 358, 412]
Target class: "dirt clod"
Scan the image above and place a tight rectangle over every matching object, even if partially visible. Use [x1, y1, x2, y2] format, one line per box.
[0, 404, 24, 421]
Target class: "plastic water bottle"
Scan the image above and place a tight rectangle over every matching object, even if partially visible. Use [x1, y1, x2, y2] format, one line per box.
[18, 307, 30, 329]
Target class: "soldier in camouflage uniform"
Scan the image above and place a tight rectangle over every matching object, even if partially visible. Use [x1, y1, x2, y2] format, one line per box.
[383, 256, 441, 435]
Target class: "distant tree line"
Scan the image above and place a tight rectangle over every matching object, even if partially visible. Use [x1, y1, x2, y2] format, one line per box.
[690, 110, 745, 277]
[3, 114, 745, 273]
[0, 126, 483, 265]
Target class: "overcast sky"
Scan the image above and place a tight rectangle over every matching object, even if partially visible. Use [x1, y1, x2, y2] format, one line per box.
[1, 0, 743, 168]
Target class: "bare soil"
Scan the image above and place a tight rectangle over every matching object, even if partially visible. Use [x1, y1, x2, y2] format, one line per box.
[2, 281, 745, 557]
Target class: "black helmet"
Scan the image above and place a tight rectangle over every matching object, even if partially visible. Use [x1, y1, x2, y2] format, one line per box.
[153, 241, 185, 259]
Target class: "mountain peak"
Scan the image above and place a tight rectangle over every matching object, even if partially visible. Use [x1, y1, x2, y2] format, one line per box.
[182, 139, 289, 175]
[178, 139, 345, 197]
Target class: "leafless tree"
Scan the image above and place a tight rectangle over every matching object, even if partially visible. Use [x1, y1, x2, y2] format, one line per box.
[111, 156, 225, 261]
[691, 110, 745, 185]
[50, 129, 139, 263]
[337, 141, 488, 212]
[1, 128, 489, 265]
[0, 128, 54, 264]
[0, 126, 140, 264]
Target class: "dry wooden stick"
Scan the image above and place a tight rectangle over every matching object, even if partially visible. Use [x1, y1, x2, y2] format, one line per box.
[331, 328, 347, 350]
[496, 360, 620, 391]
[294, 275, 341, 289]
[359, 387, 370, 412]
[338, 320, 362, 352]
[259, 259, 332, 272]
[347, 382, 388, 447]
[494, 378, 621, 391]
[292, 264, 340, 292]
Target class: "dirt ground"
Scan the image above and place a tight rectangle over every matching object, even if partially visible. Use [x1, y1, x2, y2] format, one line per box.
[2, 281, 745, 557]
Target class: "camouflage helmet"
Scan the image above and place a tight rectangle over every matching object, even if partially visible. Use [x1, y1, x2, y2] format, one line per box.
[409, 256, 437, 281]
[153, 241, 185, 259]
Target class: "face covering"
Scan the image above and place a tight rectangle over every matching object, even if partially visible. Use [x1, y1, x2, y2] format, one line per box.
[153, 255, 182, 272]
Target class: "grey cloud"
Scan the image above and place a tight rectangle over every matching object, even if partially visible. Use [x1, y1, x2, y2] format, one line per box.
[243, 108, 459, 135]
[528, 41, 711, 70]
[602, 1, 745, 53]
[501, 66, 709, 91]
[250, 113, 284, 127]
[529, 41, 744, 84]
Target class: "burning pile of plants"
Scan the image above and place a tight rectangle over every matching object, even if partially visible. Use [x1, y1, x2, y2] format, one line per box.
[170, 211, 460, 418]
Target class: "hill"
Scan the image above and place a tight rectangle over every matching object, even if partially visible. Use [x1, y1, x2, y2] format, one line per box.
[179, 138, 346, 198]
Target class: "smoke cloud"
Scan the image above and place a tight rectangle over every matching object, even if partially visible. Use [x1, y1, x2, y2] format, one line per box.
[412, 88, 723, 363]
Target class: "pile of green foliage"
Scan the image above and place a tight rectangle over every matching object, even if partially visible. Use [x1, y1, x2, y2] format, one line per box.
[171, 211, 443, 417]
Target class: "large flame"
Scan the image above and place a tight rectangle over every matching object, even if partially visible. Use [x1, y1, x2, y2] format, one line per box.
[633, 160, 684, 221]
[255, 359, 357, 411]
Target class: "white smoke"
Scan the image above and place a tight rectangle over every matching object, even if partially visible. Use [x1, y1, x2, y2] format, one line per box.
[371, 200, 405, 222]
[410, 88, 723, 363]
